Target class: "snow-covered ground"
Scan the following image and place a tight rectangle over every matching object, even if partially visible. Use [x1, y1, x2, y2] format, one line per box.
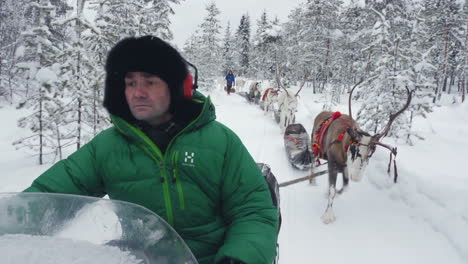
[1, 82, 467, 263]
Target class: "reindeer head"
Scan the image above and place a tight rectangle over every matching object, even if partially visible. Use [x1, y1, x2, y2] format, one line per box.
[274, 67, 308, 113]
[346, 83, 412, 181]
[345, 127, 372, 181]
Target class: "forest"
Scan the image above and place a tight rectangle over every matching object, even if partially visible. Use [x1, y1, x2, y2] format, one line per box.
[0, 0, 466, 164]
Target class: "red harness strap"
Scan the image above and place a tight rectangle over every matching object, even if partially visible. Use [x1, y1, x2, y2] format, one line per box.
[261, 88, 279, 101]
[337, 131, 357, 152]
[312, 112, 361, 159]
[312, 112, 342, 159]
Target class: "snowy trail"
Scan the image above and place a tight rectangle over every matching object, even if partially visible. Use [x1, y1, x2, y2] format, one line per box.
[208, 88, 465, 264]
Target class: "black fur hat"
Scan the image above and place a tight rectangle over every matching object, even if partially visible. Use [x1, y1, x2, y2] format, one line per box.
[103, 35, 189, 122]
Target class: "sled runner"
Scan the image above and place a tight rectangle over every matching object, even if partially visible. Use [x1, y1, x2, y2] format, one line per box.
[283, 124, 312, 170]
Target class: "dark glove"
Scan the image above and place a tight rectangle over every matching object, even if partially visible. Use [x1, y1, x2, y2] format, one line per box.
[220, 258, 245, 264]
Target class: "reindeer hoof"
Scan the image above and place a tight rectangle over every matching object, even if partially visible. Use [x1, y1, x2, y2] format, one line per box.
[337, 185, 348, 195]
[321, 210, 336, 224]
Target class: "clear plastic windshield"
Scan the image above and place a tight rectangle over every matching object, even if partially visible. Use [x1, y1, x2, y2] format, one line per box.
[0, 192, 198, 264]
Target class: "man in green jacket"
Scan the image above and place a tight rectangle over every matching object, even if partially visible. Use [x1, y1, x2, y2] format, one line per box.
[23, 35, 279, 264]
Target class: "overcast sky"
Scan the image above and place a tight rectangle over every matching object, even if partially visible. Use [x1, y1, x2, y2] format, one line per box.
[169, 0, 304, 48]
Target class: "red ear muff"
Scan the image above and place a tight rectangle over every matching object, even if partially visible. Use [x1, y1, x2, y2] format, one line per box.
[182, 60, 198, 99]
[183, 74, 194, 99]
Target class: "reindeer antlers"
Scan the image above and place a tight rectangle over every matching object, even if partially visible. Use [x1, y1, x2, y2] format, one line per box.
[348, 78, 364, 119]
[374, 86, 413, 141]
[295, 73, 310, 96]
[275, 64, 289, 96]
[275, 64, 309, 97]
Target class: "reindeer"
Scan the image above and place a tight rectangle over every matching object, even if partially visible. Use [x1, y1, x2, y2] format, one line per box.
[261, 87, 280, 113]
[247, 81, 262, 104]
[275, 72, 307, 132]
[311, 81, 412, 224]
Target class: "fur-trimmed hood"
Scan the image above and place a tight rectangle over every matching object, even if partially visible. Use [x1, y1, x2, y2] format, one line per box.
[103, 36, 189, 123]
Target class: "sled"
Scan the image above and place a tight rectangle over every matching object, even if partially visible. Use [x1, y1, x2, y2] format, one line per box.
[283, 123, 312, 170]
[0, 192, 198, 264]
[257, 163, 281, 220]
[256, 163, 281, 264]
[238, 91, 248, 99]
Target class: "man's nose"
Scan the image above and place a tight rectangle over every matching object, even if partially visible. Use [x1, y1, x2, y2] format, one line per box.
[133, 82, 147, 97]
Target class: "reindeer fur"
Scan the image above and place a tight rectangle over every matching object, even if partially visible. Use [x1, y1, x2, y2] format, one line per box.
[248, 82, 261, 103]
[278, 92, 298, 132]
[262, 88, 280, 114]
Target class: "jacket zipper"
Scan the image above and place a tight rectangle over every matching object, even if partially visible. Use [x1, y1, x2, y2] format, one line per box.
[172, 151, 185, 210]
[113, 119, 175, 226]
[139, 144, 174, 226]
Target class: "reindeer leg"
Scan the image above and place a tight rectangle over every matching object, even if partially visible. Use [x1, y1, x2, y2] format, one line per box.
[278, 109, 283, 132]
[285, 112, 291, 129]
[321, 164, 337, 224]
[309, 157, 318, 185]
[283, 113, 287, 130]
[337, 167, 349, 195]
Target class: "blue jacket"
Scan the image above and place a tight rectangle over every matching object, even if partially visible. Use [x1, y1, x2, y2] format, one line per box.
[225, 73, 235, 85]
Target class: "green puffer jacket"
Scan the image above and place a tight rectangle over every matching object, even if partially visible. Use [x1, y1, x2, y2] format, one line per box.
[24, 92, 279, 264]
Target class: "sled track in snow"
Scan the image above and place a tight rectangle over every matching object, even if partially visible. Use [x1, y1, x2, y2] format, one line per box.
[368, 171, 468, 261]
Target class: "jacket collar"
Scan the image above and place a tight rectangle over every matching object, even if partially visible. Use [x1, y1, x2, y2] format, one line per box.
[110, 92, 216, 153]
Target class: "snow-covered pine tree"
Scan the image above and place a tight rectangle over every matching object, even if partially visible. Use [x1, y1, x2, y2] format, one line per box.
[14, 0, 65, 164]
[81, 2, 110, 137]
[197, 2, 222, 78]
[397, 1, 434, 145]
[462, 3, 468, 103]
[250, 10, 271, 79]
[138, 0, 179, 40]
[221, 22, 235, 75]
[282, 6, 314, 91]
[183, 30, 203, 64]
[51, 0, 99, 149]
[337, 0, 368, 94]
[300, 0, 343, 94]
[0, 0, 30, 103]
[422, 0, 466, 102]
[182, 30, 217, 90]
[235, 13, 251, 77]
[356, 1, 416, 139]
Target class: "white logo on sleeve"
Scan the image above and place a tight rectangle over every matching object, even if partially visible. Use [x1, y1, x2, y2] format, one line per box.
[183, 152, 195, 167]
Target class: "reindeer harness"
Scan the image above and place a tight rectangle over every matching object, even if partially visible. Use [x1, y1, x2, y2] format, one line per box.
[262, 88, 280, 101]
[312, 112, 358, 160]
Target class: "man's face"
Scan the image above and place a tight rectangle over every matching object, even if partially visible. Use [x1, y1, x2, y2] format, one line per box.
[125, 72, 172, 125]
